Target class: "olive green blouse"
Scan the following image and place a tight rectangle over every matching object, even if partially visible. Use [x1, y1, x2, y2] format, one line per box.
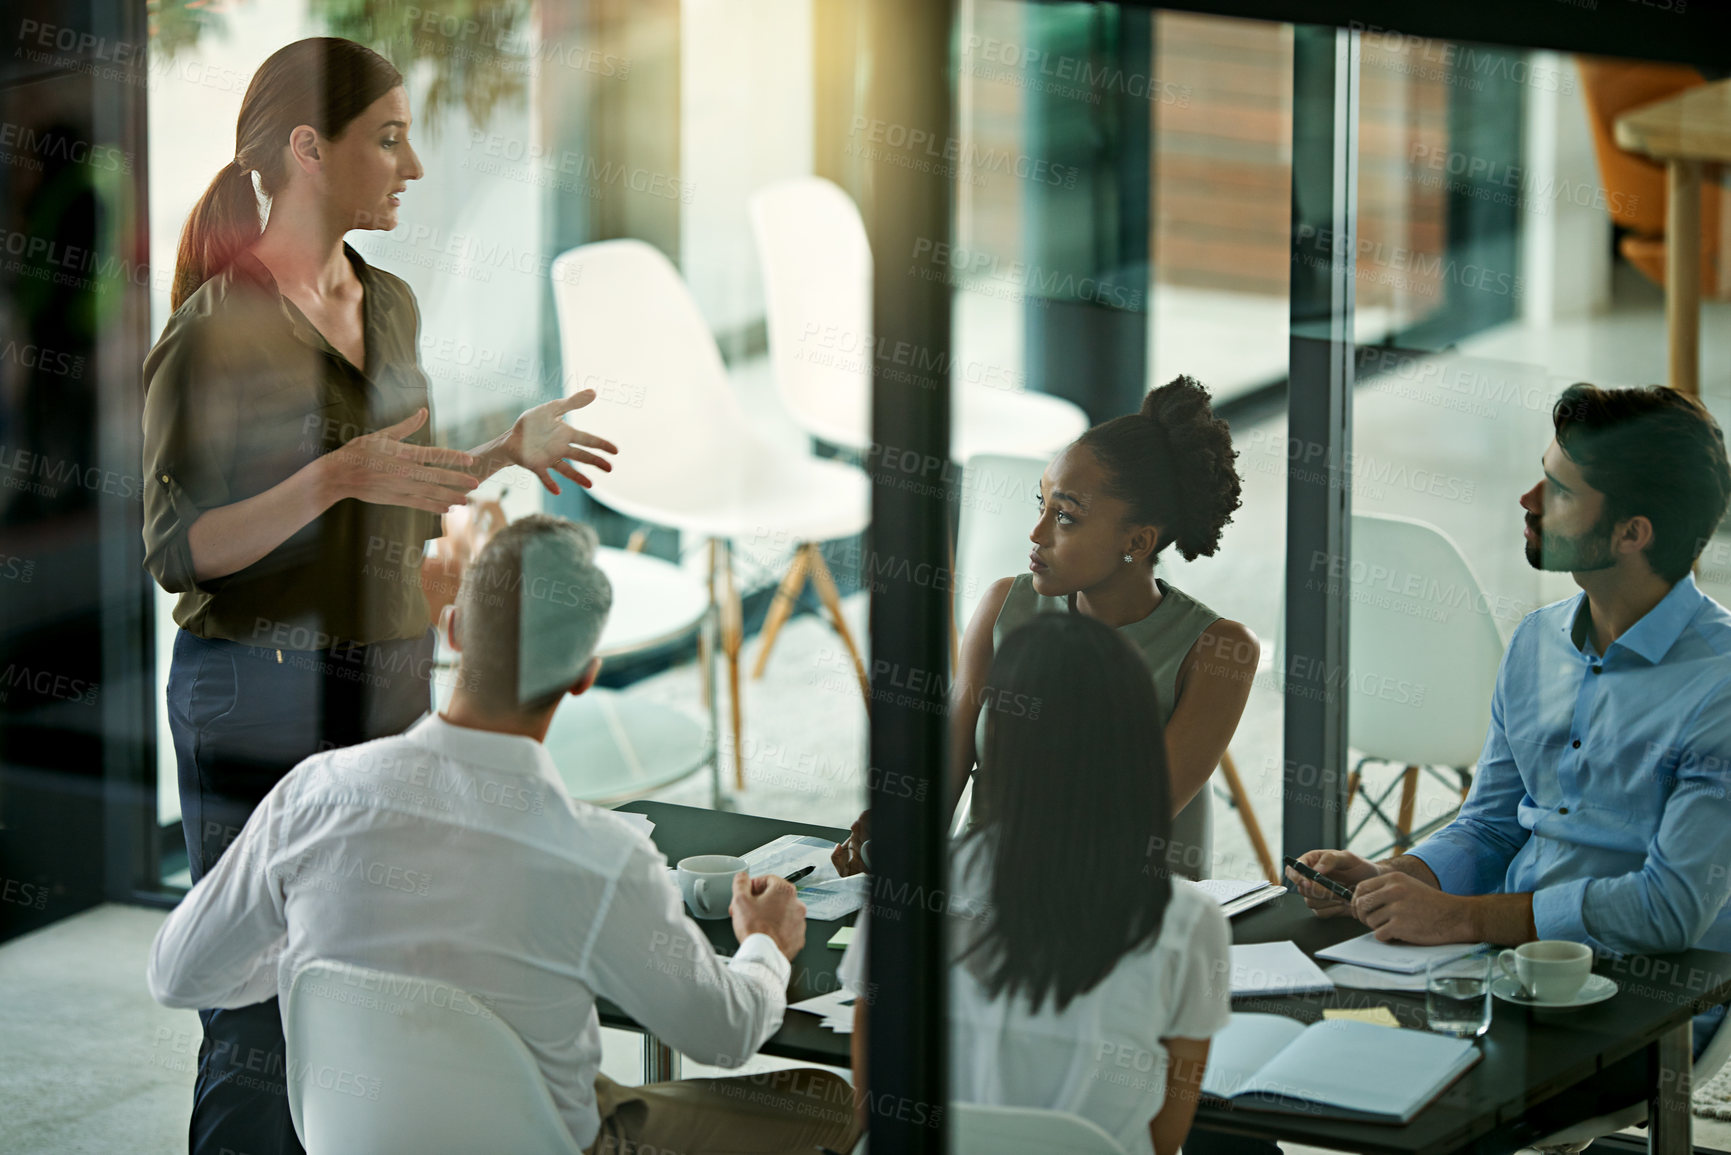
[977, 572, 1221, 880]
[141, 244, 442, 648]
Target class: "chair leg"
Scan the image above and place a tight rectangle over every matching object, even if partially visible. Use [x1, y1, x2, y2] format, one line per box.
[806, 545, 871, 708]
[720, 542, 745, 792]
[625, 527, 650, 553]
[751, 543, 814, 679]
[699, 540, 717, 710]
[1394, 764, 1420, 853]
[1218, 751, 1279, 886]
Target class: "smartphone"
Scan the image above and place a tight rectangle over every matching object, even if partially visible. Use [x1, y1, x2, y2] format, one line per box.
[1282, 856, 1356, 901]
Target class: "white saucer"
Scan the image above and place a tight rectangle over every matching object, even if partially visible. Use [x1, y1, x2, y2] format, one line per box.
[1491, 973, 1618, 1009]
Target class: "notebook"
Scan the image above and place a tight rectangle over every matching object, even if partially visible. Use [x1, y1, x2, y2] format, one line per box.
[1315, 933, 1483, 975]
[1200, 1013, 1480, 1123]
[1191, 879, 1289, 918]
[1229, 942, 1336, 997]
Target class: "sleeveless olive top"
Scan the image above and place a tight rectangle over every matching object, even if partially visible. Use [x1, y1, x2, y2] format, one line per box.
[974, 572, 1221, 881]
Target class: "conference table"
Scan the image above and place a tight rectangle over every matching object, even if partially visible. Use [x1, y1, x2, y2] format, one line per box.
[602, 801, 1731, 1154]
[1614, 77, 1731, 398]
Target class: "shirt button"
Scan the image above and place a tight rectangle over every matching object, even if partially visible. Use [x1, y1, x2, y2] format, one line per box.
[1591, 666, 1602, 675]
[1572, 739, 1581, 748]
[1559, 807, 1570, 814]
[159, 473, 170, 484]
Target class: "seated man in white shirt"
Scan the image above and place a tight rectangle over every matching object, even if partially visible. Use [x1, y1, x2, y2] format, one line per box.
[148, 514, 857, 1155]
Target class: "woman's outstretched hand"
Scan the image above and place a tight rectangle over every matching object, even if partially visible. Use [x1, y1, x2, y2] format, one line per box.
[320, 408, 480, 514]
[504, 389, 620, 495]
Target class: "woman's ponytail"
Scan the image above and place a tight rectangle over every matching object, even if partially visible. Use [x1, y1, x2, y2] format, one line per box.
[167, 37, 404, 311]
[171, 161, 262, 311]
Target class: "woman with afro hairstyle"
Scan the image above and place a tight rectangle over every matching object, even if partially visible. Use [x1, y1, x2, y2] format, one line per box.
[834, 376, 1259, 883]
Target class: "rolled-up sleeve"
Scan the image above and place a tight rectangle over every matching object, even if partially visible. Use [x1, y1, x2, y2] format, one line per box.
[1407, 631, 1533, 895]
[142, 318, 239, 595]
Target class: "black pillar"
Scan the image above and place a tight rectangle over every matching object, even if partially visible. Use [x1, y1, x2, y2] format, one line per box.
[1282, 24, 1356, 859]
[861, 1, 953, 1151]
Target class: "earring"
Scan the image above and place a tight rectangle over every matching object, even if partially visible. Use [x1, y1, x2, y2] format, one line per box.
[1122, 553, 1134, 563]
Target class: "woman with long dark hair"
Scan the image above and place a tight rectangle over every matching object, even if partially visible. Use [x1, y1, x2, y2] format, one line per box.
[835, 375, 1258, 881]
[142, 38, 615, 1155]
[838, 613, 1232, 1154]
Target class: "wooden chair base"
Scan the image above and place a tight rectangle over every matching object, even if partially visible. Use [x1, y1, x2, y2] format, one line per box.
[750, 542, 870, 704]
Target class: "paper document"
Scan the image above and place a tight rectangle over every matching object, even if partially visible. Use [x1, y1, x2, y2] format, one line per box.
[1193, 878, 1267, 904]
[740, 835, 867, 921]
[614, 812, 656, 839]
[1323, 963, 1428, 993]
[1315, 933, 1482, 975]
[1229, 942, 1335, 997]
[790, 989, 857, 1034]
[1189, 879, 1288, 918]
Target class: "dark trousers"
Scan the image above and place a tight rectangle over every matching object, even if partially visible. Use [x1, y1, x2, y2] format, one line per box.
[167, 627, 434, 1155]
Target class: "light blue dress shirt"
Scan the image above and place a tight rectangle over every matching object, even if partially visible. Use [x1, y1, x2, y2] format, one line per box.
[1409, 574, 1731, 1048]
[1405, 574, 1731, 1059]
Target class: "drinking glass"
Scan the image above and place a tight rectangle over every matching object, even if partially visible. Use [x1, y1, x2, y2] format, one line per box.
[1427, 949, 1493, 1037]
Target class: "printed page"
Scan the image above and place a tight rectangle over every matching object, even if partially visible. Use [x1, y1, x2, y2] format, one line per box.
[1315, 933, 1481, 975]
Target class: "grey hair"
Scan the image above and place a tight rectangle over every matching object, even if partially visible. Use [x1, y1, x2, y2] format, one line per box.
[454, 514, 612, 715]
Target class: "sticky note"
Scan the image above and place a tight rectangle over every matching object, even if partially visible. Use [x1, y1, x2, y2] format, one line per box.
[1323, 1006, 1401, 1028]
[828, 927, 856, 950]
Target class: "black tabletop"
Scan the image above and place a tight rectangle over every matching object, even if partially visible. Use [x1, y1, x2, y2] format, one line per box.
[601, 800, 857, 1067]
[1197, 894, 1731, 1154]
[604, 802, 1731, 1152]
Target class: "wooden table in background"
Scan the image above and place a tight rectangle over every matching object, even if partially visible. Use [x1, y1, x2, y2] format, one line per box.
[1615, 78, 1731, 397]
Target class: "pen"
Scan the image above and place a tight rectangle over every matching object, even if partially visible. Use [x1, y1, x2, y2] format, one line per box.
[1282, 856, 1356, 902]
[783, 865, 816, 886]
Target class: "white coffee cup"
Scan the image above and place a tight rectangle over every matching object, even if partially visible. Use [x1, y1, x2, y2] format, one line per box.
[676, 855, 747, 920]
[1498, 940, 1593, 1002]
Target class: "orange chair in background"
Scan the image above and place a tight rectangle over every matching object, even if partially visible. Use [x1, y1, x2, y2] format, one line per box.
[1577, 57, 1727, 296]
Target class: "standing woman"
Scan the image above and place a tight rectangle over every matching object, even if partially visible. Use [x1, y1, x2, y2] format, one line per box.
[833, 376, 1258, 881]
[142, 38, 615, 1155]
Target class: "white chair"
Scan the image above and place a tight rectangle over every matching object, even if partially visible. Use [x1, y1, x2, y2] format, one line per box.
[748, 177, 1089, 678]
[950, 1102, 1129, 1154]
[1531, 1018, 1731, 1151]
[550, 239, 871, 790]
[749, 176, 1090, 466]
[285, 959, 584, 1155]
[947, 452, 1275, 882]
[1340, 513, 1509, 855]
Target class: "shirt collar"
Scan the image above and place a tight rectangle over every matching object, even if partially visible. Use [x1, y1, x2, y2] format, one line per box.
[225, 243, 380, 374]
[1561, 573, 1704, 664]
[406, 711, 561, 784]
